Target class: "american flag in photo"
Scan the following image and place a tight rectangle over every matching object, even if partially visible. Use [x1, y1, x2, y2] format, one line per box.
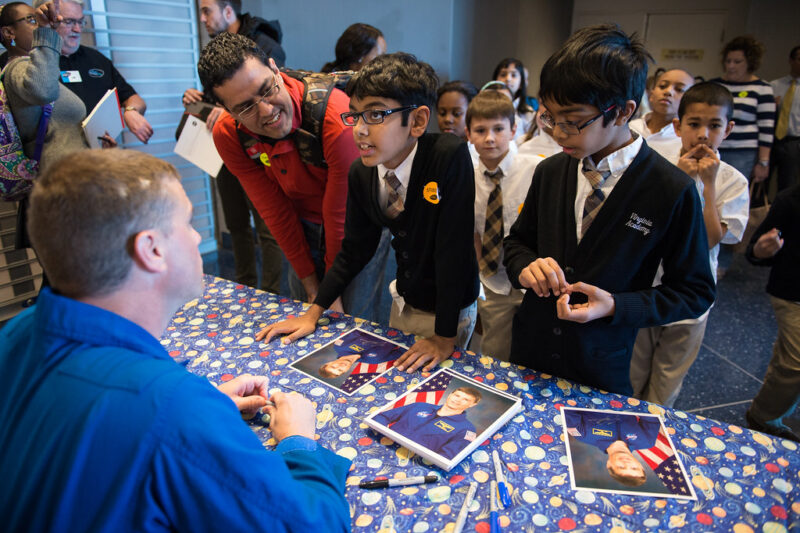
[635, 429, 691, 496]
[388, 372, 453, 409]
[340, 361, 395, 393]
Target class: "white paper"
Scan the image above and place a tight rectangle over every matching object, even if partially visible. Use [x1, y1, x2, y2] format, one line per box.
[174, 117, 223, 177]
[81, 88, 123, 149]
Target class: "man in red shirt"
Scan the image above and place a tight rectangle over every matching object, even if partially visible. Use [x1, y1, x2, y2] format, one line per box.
[198, 33, 359, 309]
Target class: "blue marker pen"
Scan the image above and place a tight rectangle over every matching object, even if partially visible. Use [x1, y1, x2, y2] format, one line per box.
[492, 450, 511, 508]
[490, 480, 500, 533]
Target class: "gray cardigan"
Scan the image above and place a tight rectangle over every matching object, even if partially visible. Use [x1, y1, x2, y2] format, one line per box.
[5, 27, 88, 172]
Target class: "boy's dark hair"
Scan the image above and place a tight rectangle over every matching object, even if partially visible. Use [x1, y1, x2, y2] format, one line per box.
[492, 58, 533, 115]
[197, 32, 267, 104]
[346, 52, 438, 126]
[677, 82, 734, 121]
[466, 91, 516, 130]
[321, 23, 384, 73]
[721, 35, 764, 73]
[437, 80, 478, 106]
[539, 24, 652, 126]
[789, 45, 800, 61]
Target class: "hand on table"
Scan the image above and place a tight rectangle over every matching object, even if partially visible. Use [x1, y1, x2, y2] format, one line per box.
[394, 335, 455, 373]
[518, 257, 568, 297]
[556, 282, 615, 323]
[217, 373, 269, 419]
[264, 390, 317, 442]
[255, 312, 319, 345]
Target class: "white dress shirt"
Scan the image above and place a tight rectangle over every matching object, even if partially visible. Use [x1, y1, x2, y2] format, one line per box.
[377, 140, 418, 209]
[629, 114, 682, 159]
[474, 142, 543, 294]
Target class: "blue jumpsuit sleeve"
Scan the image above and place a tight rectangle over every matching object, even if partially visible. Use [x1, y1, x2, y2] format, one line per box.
[373, 405, 406, 426]
[436, 427, 470, 459]
[148, 375, 351, 533]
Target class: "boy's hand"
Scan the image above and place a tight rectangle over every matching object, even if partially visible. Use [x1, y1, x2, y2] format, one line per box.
[217, 374, 269, 419]
[265, 391, 317, 442]
[182, 88, 204, 106]
[556, 282, 615, 323]
[753, 228, 784, 259]
[394, 335, 456, 373]
[255, 310, 320, 344]
[518, 257, 568, 297]
[694, 145, 720, 187]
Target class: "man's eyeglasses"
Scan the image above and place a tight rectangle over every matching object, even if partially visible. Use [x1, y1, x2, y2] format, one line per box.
[340, 105, 418, 126]
[236, 75, 281, 120]
[540, 105, 616, 135]
[59, 17, 87, 28]
[12, 15, 38, 27]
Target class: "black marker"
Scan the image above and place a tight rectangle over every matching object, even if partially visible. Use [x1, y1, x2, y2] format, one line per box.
[359, 474, 438, 489]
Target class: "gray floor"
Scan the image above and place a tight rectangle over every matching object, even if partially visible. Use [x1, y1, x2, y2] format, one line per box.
[202, 243, 795, 431]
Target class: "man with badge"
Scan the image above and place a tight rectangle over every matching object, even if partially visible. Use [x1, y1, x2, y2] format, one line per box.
[33, 0, 153, 143]
[372, 387, 482, 459]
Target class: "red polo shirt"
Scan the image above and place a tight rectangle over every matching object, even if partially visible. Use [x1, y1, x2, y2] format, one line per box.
[213, 73, 358, 279]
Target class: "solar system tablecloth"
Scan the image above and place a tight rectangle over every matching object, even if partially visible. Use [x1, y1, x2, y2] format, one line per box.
[161, 277, 800, 532]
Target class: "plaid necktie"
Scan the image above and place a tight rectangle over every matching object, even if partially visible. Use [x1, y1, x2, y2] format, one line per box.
[479, 168, 504, 277]
[775, 79, 796, 140]
[581, 160, 611, 237]
[383, 170, 404, 218]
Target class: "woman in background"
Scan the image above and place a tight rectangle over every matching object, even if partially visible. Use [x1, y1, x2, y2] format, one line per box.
[321, 23, 385, 72]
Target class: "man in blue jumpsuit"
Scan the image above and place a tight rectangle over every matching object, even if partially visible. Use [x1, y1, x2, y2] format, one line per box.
[373, 387, 482, 459]
[564, 409, 661, 487]
[0, 149, 350, 532]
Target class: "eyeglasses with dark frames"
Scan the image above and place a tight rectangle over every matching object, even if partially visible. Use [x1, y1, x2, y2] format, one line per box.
[340, 105, 419, 126]
[540, 105, 616, 135]
[11, 14, 38, 26]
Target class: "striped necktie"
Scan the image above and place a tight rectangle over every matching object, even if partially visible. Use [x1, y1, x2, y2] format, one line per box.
[383, 170, 404, 218]
[580, 160, 611, 237]
[775, 79, 796, 140]
[479, 168, 504, 277]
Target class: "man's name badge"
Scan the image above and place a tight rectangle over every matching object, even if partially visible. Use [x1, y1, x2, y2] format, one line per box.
[60, 70, 82, 83]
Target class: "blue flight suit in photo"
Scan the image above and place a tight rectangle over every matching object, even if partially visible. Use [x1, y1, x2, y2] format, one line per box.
[373, 402, 476, 459]
[564, 410, 660, 452]
[332, 330, 403, 361]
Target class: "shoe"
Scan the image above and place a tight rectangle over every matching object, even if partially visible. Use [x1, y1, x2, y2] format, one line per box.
[746, 411, 800, 442]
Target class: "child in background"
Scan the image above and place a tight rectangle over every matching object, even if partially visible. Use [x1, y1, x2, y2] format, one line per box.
[745, 184, 800, 442]
[467, 91, 542, 360]
[257, 53, 479, 374]
[503, 24, 716, 396]
[493, 58, 535, 142]
[629, 68, 694, 158]
[437, 80, 477, 140]
[518, 106, 562, 158]
[631, 82, 749, 406]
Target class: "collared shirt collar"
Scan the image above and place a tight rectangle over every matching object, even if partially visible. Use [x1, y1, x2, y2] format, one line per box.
[377, 140, 418, 190]
[584, 132, 643, 178]
[478, 141, 517, 177]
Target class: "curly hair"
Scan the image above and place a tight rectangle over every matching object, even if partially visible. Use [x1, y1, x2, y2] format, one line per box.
[197, 32, 267, 104]
[721, 35, 765, 73]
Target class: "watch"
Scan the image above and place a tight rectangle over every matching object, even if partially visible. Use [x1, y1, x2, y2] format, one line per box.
[123, 106, 138, 113]
[758, 160, 769, 167]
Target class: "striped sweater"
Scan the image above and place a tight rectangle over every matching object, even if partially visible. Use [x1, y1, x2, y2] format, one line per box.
[711, 77, 776, 150]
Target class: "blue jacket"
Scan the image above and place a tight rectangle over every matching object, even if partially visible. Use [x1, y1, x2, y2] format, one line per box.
[564, 410, 660, 452]
[373, 402, 476, 459]
[0, 288, 351, 532]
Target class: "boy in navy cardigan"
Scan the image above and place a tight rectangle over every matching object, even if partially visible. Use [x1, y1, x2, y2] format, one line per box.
[503, 25, 716, 395]
[258, 53, 479, 373]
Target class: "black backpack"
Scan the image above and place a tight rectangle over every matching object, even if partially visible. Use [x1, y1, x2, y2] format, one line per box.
[237, 69, 353, 169]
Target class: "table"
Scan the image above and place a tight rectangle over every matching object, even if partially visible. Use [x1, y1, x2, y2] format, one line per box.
[161, 276, 800, 532]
